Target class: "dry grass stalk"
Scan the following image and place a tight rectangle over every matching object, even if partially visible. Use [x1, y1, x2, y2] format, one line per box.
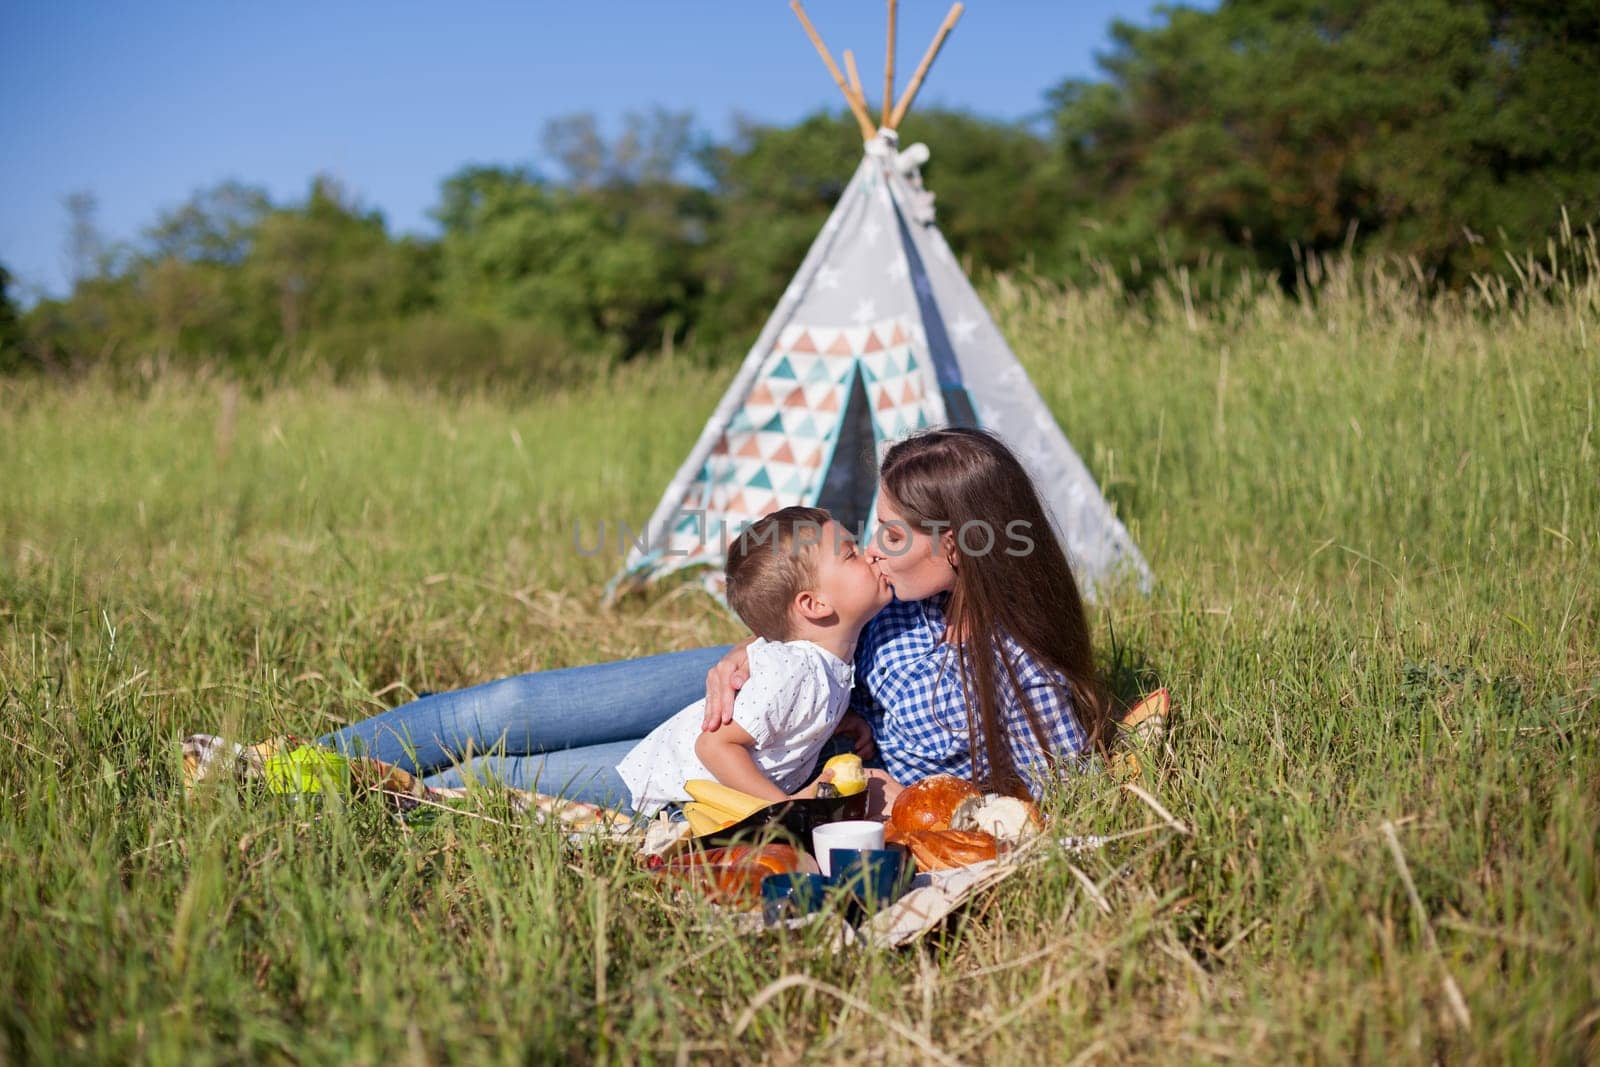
[1380, 820, 1473, 1031]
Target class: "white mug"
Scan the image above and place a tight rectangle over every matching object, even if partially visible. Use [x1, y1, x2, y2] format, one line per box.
[811, 820, 885, 876]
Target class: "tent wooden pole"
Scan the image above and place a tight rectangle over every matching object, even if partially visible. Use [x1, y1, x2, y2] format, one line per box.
[790, 1, 879, 140]
[889, 2, 964, 128]
[843, 49, 866, 109]
[882, 0, 897, 127]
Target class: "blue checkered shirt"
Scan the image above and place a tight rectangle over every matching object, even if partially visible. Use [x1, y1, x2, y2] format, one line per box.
[850, 593, 1088, 793]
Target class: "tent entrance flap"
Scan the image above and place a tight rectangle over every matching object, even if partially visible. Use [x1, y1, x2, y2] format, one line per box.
[816, 365, 879, 536]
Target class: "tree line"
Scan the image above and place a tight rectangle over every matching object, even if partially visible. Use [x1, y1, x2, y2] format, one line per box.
[4, 0, 1595, 383]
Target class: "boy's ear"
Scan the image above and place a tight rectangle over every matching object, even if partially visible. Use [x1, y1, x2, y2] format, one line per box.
[793, 588, 832, 621]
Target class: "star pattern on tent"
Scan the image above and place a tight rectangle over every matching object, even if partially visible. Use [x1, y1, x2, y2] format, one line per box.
[950, 315, 979, 343]
[851, 299, 879, 324]
[815, 265, 842, 290]
[886, 255, 909, 282]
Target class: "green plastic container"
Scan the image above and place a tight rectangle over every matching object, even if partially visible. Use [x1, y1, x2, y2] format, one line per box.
[262, 746, 352, 795]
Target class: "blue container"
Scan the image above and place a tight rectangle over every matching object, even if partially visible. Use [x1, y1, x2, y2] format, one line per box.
[828, 848, 911, 911]
[760, 873, 830, 925]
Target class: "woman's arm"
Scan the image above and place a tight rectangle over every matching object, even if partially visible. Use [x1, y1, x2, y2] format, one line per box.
[701, 636, 756, 731]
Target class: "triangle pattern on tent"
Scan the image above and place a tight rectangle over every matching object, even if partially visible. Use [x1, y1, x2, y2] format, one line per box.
[655, 314, 960, 567]
[853, 317, 943, 448]
[658, 322, 871, 560]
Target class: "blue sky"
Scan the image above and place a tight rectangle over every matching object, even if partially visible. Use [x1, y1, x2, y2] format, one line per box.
[1, 1, 1173, 300]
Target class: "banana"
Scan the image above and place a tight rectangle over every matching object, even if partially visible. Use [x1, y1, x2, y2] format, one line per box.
[683, 779, 771, 822]
[682, 802, 733, 837]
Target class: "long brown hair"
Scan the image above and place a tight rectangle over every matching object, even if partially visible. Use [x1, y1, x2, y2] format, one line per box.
[879, 428, 1111, 797]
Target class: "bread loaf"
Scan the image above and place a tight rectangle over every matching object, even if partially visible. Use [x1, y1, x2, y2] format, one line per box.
[885, 828, 999, 870]
[888, 775, 983, 833]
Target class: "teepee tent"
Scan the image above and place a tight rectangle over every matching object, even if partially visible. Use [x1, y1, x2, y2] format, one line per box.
[608, 2, 1149, 602]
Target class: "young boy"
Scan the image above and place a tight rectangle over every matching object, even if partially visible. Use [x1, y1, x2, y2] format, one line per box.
[615, 506, 890, 815]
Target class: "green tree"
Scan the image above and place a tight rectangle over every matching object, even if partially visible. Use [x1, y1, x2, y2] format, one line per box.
[146, 181, 270, 265]
[435, 111, 709, 357]
[244, 175, 433, 344]
[1046, 0, 1600, 282]
[0, 263, 25, 373]
[24, 191, 149, 367]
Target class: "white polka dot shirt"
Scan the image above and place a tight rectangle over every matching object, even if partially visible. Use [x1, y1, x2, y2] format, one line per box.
[616, 638, 855, 815]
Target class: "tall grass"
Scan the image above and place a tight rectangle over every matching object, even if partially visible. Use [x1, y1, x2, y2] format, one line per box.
[1, 235, 1596, 1062]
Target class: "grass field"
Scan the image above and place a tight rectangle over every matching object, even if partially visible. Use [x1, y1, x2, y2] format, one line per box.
[2, 244, 1597, 1063]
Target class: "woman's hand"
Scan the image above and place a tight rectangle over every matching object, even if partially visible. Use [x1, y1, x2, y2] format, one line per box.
[863, 768, 903, 819]
[702, 637, 755, 731]
[791, 765, 902, 817]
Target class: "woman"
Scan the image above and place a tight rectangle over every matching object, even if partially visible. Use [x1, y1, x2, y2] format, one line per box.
[323, 429, 1110, 805]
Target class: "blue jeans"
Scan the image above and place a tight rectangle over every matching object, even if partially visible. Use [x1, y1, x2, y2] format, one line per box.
[320, 645, 734, 810]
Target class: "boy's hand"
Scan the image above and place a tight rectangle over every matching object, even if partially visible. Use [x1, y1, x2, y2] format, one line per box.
[702, 637, 755, 732]
[831, 711, 877, 759]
